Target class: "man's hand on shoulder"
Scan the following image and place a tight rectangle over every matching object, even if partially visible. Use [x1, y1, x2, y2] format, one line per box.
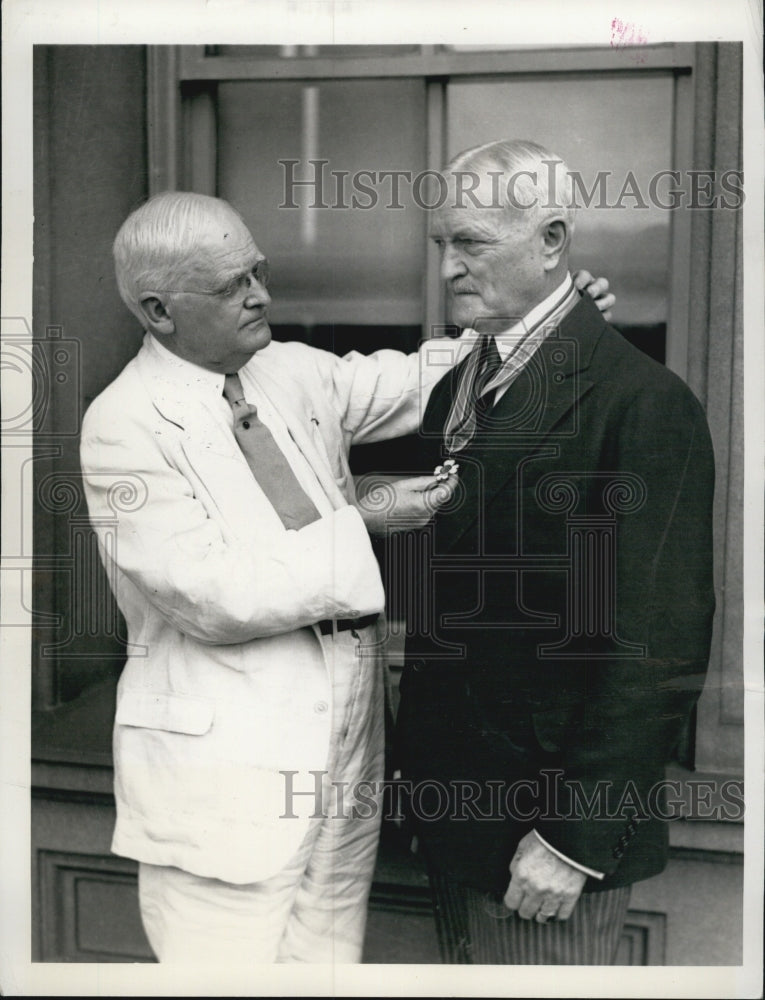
[503, 831, 587, 923]
[573, 270, 615, 321]
[356, 473, 458, 537]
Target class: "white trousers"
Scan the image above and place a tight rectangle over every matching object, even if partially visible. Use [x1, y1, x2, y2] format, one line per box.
[138, 628, 386, 964]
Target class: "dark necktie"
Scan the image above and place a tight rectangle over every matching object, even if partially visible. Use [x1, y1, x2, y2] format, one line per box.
[444, 333, 504, 453]
[473, 333, 504, 416]
[223, 372, 322, 530]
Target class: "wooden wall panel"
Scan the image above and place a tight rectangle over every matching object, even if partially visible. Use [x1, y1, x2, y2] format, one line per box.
[37, 851, 153, 962]
[31, 795, 153, 962]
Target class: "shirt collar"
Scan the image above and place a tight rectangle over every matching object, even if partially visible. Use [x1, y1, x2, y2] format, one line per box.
[147, 333, 226, 396]
[467, 273, 575, 361]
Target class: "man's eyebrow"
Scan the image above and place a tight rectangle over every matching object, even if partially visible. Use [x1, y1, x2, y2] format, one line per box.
[429, 228, 493, 242]
[210, 252, 265, 286]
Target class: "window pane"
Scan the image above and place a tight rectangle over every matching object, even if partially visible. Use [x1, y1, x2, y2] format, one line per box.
[447, 75, 673, 343]
[218, 78, 427, 326]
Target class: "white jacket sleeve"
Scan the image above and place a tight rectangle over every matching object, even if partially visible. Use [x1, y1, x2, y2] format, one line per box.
[80, 402, 385, 645]
[303, 334, 475, 446]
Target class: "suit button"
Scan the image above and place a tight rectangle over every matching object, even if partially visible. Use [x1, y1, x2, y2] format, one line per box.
[349, 610, 360, 618]
[314, 701, 328, 714]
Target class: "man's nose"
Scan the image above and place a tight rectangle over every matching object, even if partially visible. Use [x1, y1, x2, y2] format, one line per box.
[244, 283, 270, 308]
[440, 243, 467, 281]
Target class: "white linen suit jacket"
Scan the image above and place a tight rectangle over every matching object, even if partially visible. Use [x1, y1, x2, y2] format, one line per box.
[80, 333, 452, 884]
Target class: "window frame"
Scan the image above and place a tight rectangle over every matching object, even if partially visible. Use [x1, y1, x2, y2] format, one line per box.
[148, 43, 697, 379]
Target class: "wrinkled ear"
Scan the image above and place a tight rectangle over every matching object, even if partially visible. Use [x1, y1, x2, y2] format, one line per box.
[138, 293, 175, 335]
[540, 218, 569, 270]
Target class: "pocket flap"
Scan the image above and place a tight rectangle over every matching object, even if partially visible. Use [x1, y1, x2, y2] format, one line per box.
[115, 689, 215, 735]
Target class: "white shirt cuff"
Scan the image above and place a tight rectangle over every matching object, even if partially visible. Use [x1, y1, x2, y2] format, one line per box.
[532, 829, 605, 880]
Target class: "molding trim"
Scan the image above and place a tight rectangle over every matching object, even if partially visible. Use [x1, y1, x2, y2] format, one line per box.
[147, 46, 181, 194]
[178, 44, 695, 82]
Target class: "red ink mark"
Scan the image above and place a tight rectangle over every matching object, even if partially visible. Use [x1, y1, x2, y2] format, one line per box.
[610, 17, 649, 64]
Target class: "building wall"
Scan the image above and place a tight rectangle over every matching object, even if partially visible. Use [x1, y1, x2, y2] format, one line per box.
[33, 45, 148, 706]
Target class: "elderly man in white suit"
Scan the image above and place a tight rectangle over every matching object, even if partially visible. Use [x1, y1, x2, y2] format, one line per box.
[80, 190, 612, 964]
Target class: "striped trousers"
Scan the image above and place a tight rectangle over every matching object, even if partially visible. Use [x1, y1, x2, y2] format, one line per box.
[428, 869, 631, 965]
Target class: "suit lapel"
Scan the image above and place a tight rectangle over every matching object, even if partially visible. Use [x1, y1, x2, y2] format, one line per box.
[433, 295, 605, 554]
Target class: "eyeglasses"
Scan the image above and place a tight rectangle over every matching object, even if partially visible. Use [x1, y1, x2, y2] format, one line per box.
[163, 259, 271, 302]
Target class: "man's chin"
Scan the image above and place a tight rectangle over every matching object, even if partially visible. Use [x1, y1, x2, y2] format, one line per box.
[246, 320, 272, 348]
[450, 300, 481, 330]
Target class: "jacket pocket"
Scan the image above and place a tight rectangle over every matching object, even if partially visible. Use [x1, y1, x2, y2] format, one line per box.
[115, 689, 215, 735]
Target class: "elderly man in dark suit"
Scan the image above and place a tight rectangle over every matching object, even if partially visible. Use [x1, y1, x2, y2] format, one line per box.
[395, 139, 715, 964]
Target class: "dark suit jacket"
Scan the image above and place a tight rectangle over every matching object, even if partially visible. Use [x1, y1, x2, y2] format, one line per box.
[396, 292, 715, 894]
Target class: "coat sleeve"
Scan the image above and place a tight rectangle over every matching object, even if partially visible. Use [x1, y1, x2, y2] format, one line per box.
[79, 396, 386, 646]
[293, 335, 474, 446]
[534, 375, 716, 875]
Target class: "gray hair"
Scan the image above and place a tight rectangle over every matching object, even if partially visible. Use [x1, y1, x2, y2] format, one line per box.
[447, 138, 576, 232]
[113, 191, 243, 322]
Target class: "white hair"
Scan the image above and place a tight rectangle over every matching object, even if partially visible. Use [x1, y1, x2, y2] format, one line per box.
[447, 138, 576, 233]
[113, 191, 244, 322]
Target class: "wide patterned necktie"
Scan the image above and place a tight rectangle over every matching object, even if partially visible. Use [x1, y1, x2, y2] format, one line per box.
[223, 372, 322, 530]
